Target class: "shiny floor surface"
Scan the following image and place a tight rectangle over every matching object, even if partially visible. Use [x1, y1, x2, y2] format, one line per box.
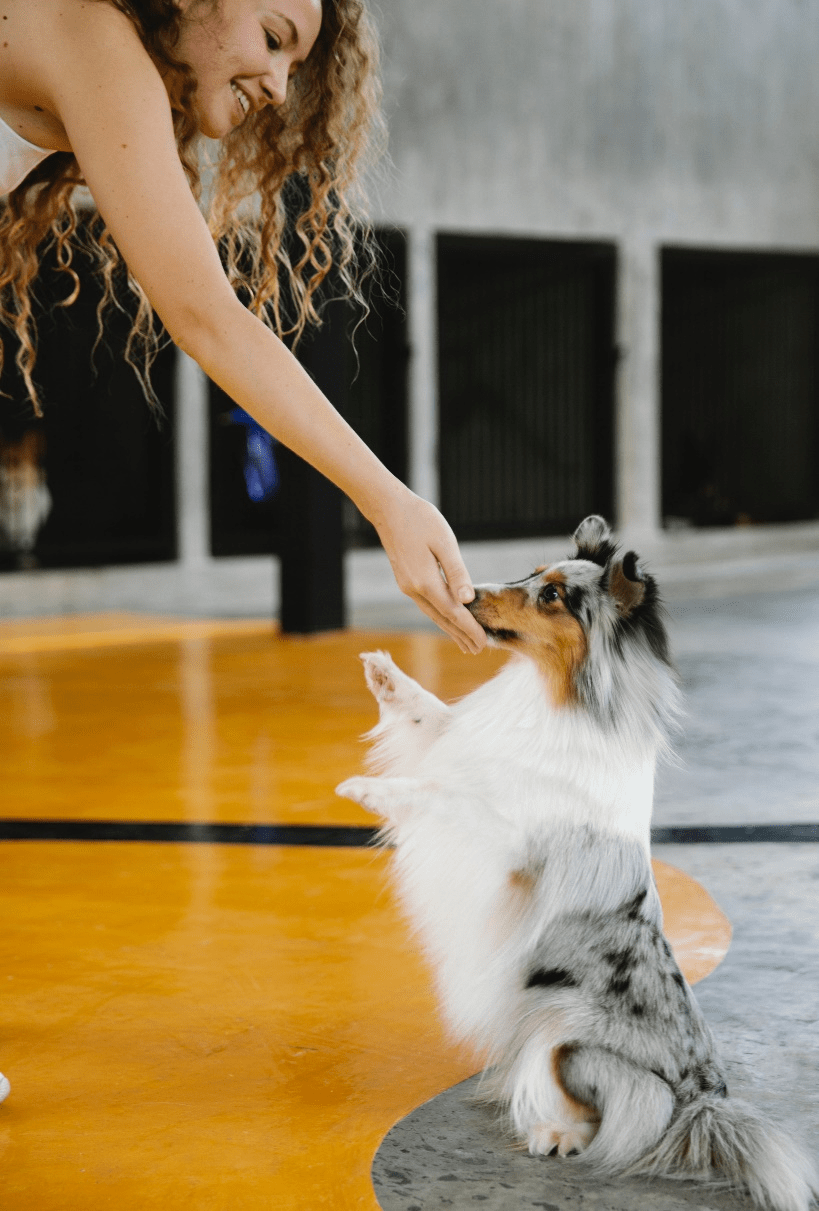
[0, 615, 731, 1210]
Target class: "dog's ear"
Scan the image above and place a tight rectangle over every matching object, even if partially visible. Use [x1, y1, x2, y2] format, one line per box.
[572, 515, 617, 567]
[609, 550, 646, 617]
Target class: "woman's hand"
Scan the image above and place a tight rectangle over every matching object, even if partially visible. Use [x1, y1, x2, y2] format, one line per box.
[371, 485, 487, 655]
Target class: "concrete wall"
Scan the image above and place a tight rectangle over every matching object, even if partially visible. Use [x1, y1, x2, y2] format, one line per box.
[1, 0, 818, 619]
[378, 0, 819, 243]
[379, 0, 819, 546]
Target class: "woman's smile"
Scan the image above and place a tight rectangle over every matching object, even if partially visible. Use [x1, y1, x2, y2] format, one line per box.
[230, 79, 252, 123]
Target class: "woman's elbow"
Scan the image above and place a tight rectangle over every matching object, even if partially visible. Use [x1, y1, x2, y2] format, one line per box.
[161, 294, 248, 369]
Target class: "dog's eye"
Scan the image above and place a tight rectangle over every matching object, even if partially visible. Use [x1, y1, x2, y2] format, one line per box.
[538, 584, 560, 605]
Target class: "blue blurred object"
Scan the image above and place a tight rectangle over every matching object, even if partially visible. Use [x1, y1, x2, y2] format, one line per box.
[227, 407, 279, 503]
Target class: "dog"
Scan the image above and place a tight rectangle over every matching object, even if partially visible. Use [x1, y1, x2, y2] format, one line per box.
[337, 515, 817, 1211]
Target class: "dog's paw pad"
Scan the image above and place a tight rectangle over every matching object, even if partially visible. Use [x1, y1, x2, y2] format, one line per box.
[360, 651, 397, 700]
[528, 1120, 597, 1159]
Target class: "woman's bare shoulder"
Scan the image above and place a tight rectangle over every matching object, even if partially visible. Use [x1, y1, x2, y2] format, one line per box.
[10, 0, 140, 39]
[1, 0, 155, 109]
[0, 0, 149, 147]
[6, 0, 168, 154]
[46, 0, 153, 68]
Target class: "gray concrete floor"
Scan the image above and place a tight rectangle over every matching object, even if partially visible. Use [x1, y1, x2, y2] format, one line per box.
[370, 581, 819, 1209]
[655, 586, 819, 826]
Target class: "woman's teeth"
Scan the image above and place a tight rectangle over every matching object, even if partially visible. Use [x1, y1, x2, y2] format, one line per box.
[231, 82, 250, 117]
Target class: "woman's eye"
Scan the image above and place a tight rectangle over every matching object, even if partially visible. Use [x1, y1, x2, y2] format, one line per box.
[265, 29, 281, 52]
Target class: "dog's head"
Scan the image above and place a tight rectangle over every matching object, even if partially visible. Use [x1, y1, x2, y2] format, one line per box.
[467, 515, 672, 710]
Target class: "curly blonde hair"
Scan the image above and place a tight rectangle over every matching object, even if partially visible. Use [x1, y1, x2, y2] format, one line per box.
[0, 0, 385, 415]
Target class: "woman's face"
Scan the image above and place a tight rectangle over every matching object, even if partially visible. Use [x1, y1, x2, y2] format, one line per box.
[177, 0, 323, 138]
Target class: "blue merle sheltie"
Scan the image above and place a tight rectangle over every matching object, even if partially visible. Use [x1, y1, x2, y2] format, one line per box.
[337, 515, 817, 1211]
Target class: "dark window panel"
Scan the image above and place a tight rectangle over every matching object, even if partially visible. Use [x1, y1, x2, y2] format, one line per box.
[662, 248, 819, 528]
[437, 235, 616, 540]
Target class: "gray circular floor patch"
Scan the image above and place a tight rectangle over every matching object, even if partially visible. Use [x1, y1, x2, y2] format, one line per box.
[372, 1074, 756, 1211]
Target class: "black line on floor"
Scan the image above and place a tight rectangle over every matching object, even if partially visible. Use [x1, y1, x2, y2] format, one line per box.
[651, 824, 819, 843]
[0, 820, 817, 846]
[0, 820, 380, 847]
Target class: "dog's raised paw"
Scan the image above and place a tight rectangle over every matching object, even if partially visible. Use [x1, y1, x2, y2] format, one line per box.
[528, 1120, 598, 1159]
[360, 651, 397, 701]
[336, 774, 431, 822]
[335, 776, 385, 815]
[336, 776, 371, 806]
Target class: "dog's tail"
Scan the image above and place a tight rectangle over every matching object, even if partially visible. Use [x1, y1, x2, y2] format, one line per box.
[629, 1095, 818, 1211]
[563, 1047, 817, 1211]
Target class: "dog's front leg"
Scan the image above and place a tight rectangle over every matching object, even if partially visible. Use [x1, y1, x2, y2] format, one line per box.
[336, 775, 443, 826]
[361, 651, 450, 749]
[337, 776, 508, 843]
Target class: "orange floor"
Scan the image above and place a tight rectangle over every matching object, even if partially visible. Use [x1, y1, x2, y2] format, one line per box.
[0, 616, 732, 1210]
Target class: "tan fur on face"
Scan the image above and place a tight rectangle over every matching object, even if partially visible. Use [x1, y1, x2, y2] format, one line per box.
[470, 576, 587, 708]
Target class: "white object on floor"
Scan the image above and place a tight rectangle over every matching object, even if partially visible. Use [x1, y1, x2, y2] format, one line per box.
[0, 1073, 10, 1103]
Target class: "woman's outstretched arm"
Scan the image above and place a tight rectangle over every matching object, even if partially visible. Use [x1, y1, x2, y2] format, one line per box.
[40, 4, 486, 652]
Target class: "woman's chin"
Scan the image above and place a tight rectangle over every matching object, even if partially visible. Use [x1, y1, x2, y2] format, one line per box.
[193, 102, 235, 141]
[201, 120, 232, 140]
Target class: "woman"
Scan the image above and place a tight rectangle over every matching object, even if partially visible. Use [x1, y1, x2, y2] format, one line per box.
[0, 0, 486, 654]
[0, 0, 487, 1106]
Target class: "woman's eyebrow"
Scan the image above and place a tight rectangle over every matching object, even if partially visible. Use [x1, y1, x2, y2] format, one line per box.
[273, 13, 299, 46]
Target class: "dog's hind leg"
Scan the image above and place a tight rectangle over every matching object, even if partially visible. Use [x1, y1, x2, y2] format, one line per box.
[560, 1045, 675, 1172]
[498, 1038, 601, 1159]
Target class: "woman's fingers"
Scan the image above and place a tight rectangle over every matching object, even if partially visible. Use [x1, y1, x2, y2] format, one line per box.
[411, 575, 485, 654]
[406, 591, 478, 655]
[432, 535, 476, 607]
[422, 509, 486, 652]
[427, 532, 487, 650]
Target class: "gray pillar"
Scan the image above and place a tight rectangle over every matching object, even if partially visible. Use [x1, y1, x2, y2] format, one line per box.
[406, 225, 439, 506]
[174, 350, 211, 567]
[615, 239, 661, 539]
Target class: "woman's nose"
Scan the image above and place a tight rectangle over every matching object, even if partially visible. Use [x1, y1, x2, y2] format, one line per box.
[260, 63, 289, 108]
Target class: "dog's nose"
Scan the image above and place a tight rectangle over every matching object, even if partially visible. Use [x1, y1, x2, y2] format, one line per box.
[465, 590, 483, 614]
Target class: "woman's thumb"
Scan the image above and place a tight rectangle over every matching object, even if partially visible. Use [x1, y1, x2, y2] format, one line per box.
[437, 547, 475, 604]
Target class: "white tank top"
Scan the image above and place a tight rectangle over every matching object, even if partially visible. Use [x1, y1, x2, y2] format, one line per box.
[0, 113, 56, 195]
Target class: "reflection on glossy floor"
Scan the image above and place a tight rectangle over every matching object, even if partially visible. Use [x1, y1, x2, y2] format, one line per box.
[0, 614, 506, 827]
[0, 615, 731, 1210]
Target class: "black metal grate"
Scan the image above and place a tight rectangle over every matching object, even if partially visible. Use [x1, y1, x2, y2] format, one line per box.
[662, 248, 819, 527]
[0, 219, 176, 572]
[437, 236, 616, 540]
